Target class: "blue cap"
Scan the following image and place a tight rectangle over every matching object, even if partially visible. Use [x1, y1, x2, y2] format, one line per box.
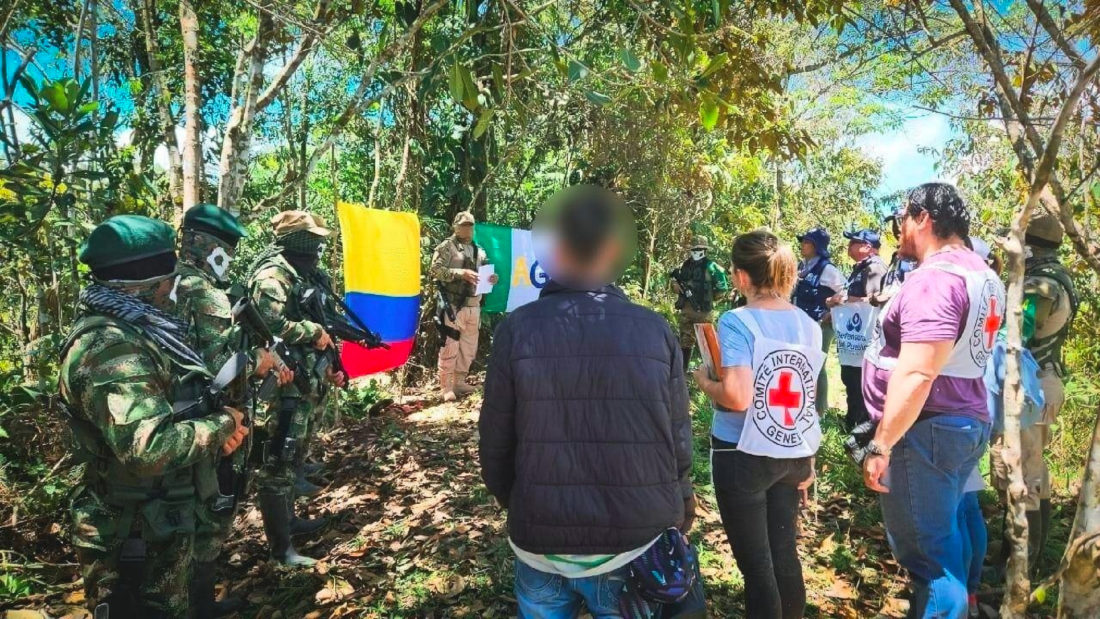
[843, 228, 881, 248]
[796, 227, 831, 259]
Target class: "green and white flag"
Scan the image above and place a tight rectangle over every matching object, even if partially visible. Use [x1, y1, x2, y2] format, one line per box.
[474, 223, 548, 313]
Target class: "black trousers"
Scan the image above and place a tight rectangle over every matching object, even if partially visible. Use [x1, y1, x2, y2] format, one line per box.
[711, 438, 810, 619]
[840, 364, 869, 431]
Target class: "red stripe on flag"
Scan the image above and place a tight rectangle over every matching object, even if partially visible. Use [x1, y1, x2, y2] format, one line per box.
[341, 338, 415, 377]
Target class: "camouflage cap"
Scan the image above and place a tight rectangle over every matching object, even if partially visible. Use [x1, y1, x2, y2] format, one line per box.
[272, 210, 331, 238]
[1025, 210, 1063, 248]
[183, 203, 247, 244]
[453, 211, 475, 226]
[689, 235, 709, 250]
[79, 215, 176, 269]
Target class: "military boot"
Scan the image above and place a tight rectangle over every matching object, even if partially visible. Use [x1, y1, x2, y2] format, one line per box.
[294, 469, 323, 497]
[302, 461, 325, 478]
[453, 372, 476, 397]
[440, 370, 456, 402]
[192, 561, 247, 618]
[258, 492, 316, 567]
[1025, 508, 1044, 576]
[289, 497, 328, 537]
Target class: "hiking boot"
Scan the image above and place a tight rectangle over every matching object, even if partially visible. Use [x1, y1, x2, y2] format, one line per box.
[453, 372, 476, 396]
[290, 514, 329, 537]
[192, 561, 247, 618]
[294, 474, 323, 497]
[439, 370, 456, 402]
[258, 492, 317, 567]
[302, 461, 324, 478]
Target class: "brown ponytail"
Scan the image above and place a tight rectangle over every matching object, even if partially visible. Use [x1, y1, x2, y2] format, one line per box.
[730, 229, 798, 297]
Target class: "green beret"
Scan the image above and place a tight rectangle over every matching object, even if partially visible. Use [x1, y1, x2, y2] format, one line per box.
[183, 203, 247, 242]
[79, 215, 176, 269]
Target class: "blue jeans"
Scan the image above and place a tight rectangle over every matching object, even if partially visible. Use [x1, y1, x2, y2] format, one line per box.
[958, 491, 987, 593]
[514, 559, 628, 618]
[880, 415, 989, 619]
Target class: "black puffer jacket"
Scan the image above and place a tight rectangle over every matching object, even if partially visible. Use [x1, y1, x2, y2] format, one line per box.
[479, 281, 693, 555]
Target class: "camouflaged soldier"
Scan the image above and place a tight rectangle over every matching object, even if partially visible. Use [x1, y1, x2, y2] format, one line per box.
[669, 235, 730, 371]
[248, 210, 344, 567]
[175, 204, 292, 617]
[991, 210, 1078, 572]
[430, 211, 497, 401]
[60, 215, 248, 618]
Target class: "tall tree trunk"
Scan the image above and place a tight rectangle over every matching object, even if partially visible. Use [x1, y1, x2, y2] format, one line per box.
[215, 11, 271, 214]
[138, 0, 182, 208]
[1059, 406, 1100, 617]
[179, 0, 203, 213]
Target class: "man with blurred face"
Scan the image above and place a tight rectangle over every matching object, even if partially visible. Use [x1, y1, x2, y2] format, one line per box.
[430, 211, 498, 401]
[825, 229, 887, 431]
[794, 227, 845, 415]
[862, 183, 1005, 618]
[480, 186, 695, 617]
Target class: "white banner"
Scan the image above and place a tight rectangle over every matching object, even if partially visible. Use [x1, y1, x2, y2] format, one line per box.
[831, 301, 878, 367]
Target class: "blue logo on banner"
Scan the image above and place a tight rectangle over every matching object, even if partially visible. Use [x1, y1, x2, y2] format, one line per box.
[531, 261, 549, 288]
[846, 312, 863, 333]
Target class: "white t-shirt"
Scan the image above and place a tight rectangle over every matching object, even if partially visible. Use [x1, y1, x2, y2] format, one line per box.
[509, 534, 660, 578]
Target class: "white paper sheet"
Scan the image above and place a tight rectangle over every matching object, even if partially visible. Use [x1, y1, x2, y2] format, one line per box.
[475, 264, 495, 295]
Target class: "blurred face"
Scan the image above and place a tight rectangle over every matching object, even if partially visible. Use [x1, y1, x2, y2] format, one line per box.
[847, 240, 874, 262]
[455, 222, 474, 243]
[800, 240, 816, 261]
[691, 249, 706, 261]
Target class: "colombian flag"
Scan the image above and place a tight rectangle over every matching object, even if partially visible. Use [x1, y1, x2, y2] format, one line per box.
[337, 202, 420, 377]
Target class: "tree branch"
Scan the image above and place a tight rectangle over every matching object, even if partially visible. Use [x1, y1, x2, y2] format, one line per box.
[1024, 0, 1085, 70]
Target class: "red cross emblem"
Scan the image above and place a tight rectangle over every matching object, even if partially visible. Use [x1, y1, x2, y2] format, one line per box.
[983, 297, 1001, 349]
[768, 371, 802, 427]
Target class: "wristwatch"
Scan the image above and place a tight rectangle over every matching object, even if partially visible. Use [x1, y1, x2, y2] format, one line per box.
[867, 439, 892, 458]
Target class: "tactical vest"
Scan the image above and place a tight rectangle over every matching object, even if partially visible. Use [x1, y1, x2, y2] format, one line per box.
[676, 258, 716, 312]
[847, 256, 886, 298]
[437, 237, 482, 301]
[247, 253, 320, 397]
[60, 315, 211, 542]
[794, 259, 834, 322]
[1026, 257, 1078, 369]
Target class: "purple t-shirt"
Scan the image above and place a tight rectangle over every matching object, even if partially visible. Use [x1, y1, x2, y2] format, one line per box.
[862, 248, 991, 422]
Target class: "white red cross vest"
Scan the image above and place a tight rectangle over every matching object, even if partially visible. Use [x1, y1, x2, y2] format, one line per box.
[733, 308, 827, 459]
[864, 261, 1006, 378]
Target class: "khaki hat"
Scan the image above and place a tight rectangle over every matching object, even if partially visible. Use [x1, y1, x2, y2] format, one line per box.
[271, 210, 331, 238]
[1025, 210, 1063, 248]
[453, 211, 475, 226]
[689, 235, 709, 250]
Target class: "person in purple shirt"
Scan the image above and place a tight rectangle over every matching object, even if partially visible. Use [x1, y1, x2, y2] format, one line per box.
[861, 183, 1006, 618]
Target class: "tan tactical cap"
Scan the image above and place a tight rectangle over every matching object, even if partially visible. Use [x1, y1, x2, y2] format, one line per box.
[1026, 210, 1063, 247]
[453, 211, 475, 226]
[271, 210, 331, 237]
[690, 235, 709, 250]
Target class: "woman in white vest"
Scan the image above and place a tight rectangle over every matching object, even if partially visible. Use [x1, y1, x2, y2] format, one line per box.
[694, 229, 824, 619]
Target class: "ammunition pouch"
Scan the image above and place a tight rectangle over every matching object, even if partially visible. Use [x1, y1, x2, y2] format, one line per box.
[267, 397, 300, 465]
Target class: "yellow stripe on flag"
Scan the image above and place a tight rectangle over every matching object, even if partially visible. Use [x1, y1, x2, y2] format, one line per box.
[337, 202, 420, 297]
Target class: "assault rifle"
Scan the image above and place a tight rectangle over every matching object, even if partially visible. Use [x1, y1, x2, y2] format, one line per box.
[671, 270, 704, 312]
[230, 296, 310, 396]
[434, 283, 461, 341]
[302, 271, 389, 389]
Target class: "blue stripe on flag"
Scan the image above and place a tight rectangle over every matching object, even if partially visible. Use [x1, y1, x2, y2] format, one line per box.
[345, 292, 420, 342]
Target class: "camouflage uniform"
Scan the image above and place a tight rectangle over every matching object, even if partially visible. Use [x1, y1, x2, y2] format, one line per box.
[63, 215, 236, 618]
[246, 210, 333, 567]
[990, 211, 1078, 572]
[175, 229, 250, 564]
[430, 212, 490, 397]
[669, 236, 730, 370]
